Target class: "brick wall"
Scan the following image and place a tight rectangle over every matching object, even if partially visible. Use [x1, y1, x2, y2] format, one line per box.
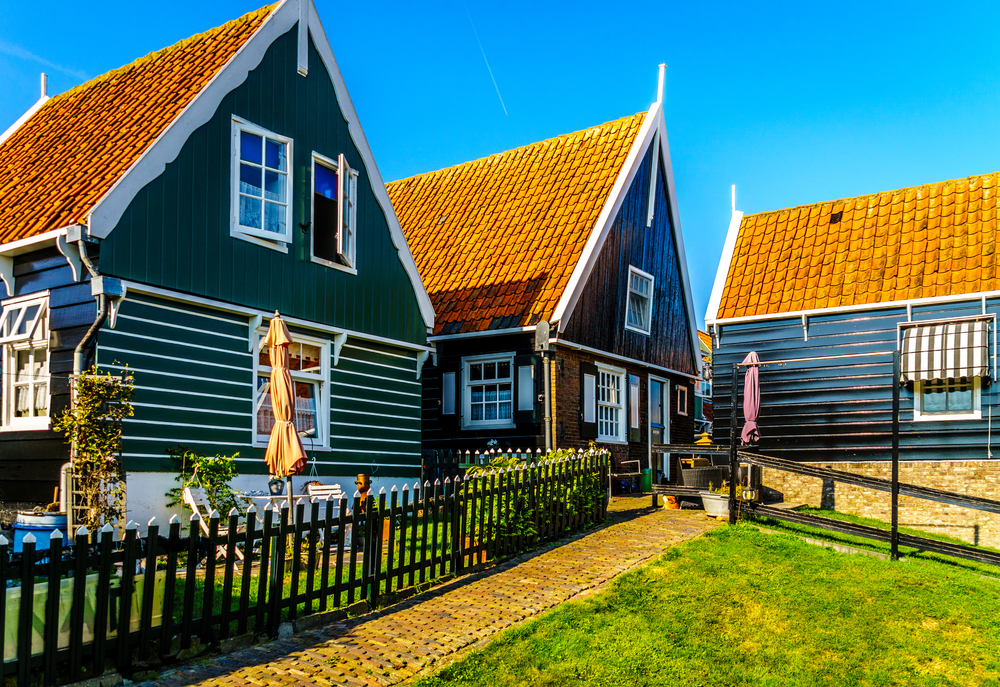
[551, 346, 694, 469]
[762, 460, 1000, 548]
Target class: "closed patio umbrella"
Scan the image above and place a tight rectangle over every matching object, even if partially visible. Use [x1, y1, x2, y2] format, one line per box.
[740, 351, 761, 445]
[262, 313, 308, 501]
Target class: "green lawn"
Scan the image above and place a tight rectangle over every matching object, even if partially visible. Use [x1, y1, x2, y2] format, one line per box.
[416, 525, 1000, 687]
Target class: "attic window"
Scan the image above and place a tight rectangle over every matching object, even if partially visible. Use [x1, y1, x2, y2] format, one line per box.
[830, 211, 843, 224]
[625, 266, 654, 335]
[231, 118, 294, 250]
[311, 152, 358, 271]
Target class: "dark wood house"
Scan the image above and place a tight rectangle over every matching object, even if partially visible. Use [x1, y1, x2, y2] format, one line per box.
[0, 0, 435, 524]
[388, 69, 702, 480]
[706, 173, 1000, 546]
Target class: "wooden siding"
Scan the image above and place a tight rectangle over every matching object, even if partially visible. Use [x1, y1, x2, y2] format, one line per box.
[0, 248, 93, 501]
[96, 294, 421, 477]
[561, 145, 696, 376]
[98, 29, 426, 346]
[421, 333, 542, 451]
[712, 299, 999, 462]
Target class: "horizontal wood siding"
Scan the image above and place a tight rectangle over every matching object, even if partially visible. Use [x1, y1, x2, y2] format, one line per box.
[98, 29, 425, 346]
[96, 295, 420, 477]
[421, 334, 543, 450]
[712, 300, 999, 462]
[561, 145, 696, 375]
[0, 248, 93, 502]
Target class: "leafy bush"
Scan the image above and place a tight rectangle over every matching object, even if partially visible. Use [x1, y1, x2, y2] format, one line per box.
[166, 449, 242, 515]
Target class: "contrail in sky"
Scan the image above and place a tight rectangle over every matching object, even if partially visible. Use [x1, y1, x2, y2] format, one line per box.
[0, 41, 88, 80]
[463, 5, 507, 116]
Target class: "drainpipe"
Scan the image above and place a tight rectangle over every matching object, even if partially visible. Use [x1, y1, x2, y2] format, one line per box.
[71, 232, 108, 379]
[543, 351, 552, 452]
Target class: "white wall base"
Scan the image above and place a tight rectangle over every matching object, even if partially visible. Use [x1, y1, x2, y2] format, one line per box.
[124, 471, 419, 529]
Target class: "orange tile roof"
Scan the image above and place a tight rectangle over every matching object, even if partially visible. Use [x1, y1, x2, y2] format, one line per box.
[387, 113, 646, 335]
[716, 172, 1000, 320]
[698, 330, 712, 355]
[0, 5, 274, 245]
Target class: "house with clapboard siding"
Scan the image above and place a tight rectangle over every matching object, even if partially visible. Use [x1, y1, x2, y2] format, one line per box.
[0, 0, 434, 524]
[388, 67, 701, 482]
[706, 173, 1000, 545]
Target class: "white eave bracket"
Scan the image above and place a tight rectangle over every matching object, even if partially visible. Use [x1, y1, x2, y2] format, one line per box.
[0, 255, 12, 297]
[802, 314, 809, 342]
[333, 331, 348, 366]
[249, 314, 262, 352]
[55, 234, 84, 283]
[296, 0, 309, 76]
[91, 276, 127, 329]
[416, 350, 429, 380]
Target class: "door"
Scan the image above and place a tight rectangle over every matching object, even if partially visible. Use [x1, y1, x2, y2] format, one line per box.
[648, 375, 669, 483]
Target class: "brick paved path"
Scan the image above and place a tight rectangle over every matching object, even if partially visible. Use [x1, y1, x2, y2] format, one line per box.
[142, 496, 719, 687]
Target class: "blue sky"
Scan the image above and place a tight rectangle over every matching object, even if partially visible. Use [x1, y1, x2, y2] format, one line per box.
[4, 1, 1000, 327]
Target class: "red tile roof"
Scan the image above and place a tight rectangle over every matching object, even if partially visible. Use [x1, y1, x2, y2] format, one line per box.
[715, 172, 1000, 319]
[0, 5, 274, 245]
[387, 113, 646, 335]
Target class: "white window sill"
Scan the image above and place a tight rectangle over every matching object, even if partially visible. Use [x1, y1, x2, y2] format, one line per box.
[232, 229, 289, 253]
[310, 255, 357, 275]
[624, 324, 651, 336]
[2, 419, 51, 432]
[913, 411, 981, 422]
[462, 421, 516, 431]
[597, 437, 627, 445]
[254, 439, 331, 451]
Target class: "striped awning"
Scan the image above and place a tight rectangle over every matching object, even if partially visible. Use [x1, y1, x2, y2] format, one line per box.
[900, 321, 989, 383]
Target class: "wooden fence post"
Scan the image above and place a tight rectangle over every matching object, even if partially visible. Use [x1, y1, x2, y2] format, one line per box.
[17, 533, 36, 687]
[139, 518, 160, 662]
[0, 534, 8, 685]
[729, 362, 739, 526]
[43, 530, 63, 686]
[891, 349, 901, 560]
[160, 516, 181, 661]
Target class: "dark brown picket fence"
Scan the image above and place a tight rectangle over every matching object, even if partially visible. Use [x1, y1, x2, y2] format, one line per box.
[1, 450, 609, 687]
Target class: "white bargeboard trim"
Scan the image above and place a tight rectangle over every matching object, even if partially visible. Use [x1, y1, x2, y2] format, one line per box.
[704, 209, 743, 325]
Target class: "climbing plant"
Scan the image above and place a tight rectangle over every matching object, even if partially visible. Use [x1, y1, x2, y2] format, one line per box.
[53, 365, 134, 532]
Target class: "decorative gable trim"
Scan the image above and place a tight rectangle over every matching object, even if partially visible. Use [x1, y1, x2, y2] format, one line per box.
[704, 209, 743, 326]
[552, 101, 702, 377]
[0, 95, 49, 148]
[84, 0, 435, 331]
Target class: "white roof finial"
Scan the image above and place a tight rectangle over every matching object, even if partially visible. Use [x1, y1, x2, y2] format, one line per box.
[732, 184, 736, 213]
[41, 73, 47, 99]
[656, 63, 666, 104]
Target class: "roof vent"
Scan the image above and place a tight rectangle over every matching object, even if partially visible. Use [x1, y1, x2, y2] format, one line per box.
[830, 211, 843, 224]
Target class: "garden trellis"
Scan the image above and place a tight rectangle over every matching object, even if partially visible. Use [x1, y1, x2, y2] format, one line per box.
[1, 449, 609, 687]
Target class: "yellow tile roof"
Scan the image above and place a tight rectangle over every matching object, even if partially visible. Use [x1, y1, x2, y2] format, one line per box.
[0, 5, 274, 245]
[387, 113, 646, 335]
[716, 172, 1000, 319]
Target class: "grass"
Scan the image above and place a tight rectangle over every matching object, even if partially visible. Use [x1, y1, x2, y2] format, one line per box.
[415, 524, 1000, 687]
[746, 506, 1000, 576]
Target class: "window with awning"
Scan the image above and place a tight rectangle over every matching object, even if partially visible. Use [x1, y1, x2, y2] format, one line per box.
[900, 321, 989, 384]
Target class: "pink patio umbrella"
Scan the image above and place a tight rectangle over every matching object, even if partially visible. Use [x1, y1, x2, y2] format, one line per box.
[262, 313, 308, 503]
[740, 351, 761, 445]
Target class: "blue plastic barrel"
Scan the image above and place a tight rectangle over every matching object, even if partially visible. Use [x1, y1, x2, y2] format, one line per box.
[12, 513, 67, 553]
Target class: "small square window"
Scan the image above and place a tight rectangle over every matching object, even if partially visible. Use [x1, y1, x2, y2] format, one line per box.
[677, 385, 688, 416]
[915, 378, 981, 421]
[1, 294, 50, 431]
[597, 366, 626, 442]
[462, 354, 514, 429]
[625, 266, 654, 335]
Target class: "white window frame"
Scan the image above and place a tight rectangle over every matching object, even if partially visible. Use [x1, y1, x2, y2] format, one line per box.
[624, 265, 655, 335]
[462, 353, 515, 430]
[310, 152, 358, 275]
[677, 384, 689, 416]
[597, 363, 626, 443]
[914, 378, 982, 422]
[253, 327, 330, 450]
[337, 153, 358, 269]
[230, 117, 294, 252]
[1, 293, 51, 431]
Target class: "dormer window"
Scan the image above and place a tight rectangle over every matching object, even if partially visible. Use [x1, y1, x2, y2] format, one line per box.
[311, 152, 358, 272]
[625, 266, 654, 335]
[0, 294, 50, 431]
[231, 117, 293, 249]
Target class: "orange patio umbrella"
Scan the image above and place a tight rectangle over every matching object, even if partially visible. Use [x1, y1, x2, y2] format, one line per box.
[262, 313, 308, 495]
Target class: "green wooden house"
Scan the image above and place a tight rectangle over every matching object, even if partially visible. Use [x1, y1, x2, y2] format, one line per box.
[0, 1, 434, 524]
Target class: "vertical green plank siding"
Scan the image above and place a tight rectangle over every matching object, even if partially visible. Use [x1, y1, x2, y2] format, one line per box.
[98, 295, 421, 477]
[99, 28, 426, 346]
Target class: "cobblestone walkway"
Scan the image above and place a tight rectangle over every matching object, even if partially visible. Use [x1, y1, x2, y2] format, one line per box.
[142, 497, 720, 687]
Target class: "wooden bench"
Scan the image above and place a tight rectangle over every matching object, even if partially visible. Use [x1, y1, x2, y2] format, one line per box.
[182, 486, 245, 561]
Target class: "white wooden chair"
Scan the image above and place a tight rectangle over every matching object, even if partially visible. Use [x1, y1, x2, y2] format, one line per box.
[182, 486, 245, 561]
[304, 483, 349, 545]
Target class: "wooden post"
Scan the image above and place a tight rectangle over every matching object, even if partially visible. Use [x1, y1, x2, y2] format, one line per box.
[44, 530, 62, 686]
[118, 521, 138, 673]
[69, 526, 90, 678]
[891, 349, 901, 560]
[139, 519, 160, 662]
[238, 507, 257, 635]
[201, 513, 218, 645]
[160, 517, 181, 661]
[729, 363, 739, 526]
[17, 535, 36, 686]
[0, 534, 8, 685]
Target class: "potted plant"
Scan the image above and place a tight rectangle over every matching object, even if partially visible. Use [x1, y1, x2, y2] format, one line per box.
[700, 482, 732, 518]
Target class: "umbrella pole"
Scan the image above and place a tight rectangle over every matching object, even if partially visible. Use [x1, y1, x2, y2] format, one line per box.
[285, 475, 294, 525]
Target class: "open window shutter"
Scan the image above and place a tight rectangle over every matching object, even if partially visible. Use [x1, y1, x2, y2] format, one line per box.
[628, 374, 641, 442]
[337, 154, 356, 267]
[439, 359, 461, 431]
[347, 168, 358, 266]
[580, 362, 598, 439]
[513, 354, 541, 424]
